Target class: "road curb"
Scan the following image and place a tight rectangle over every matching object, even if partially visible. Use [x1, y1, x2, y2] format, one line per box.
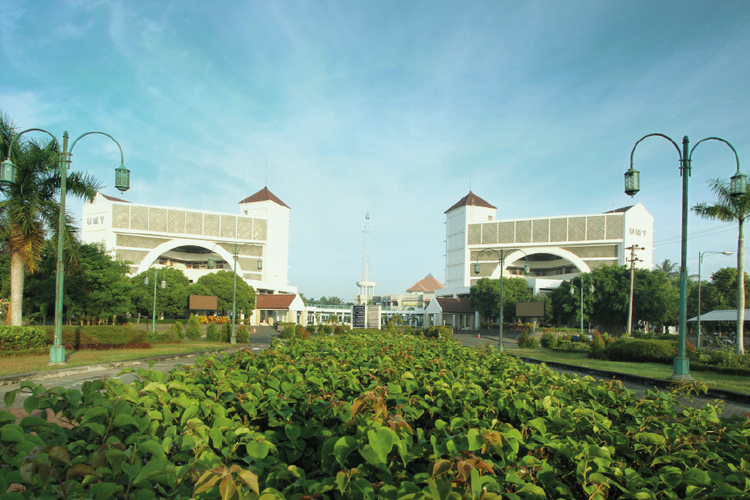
[0, 345, 261, 387]
[513, 355, 750, 406]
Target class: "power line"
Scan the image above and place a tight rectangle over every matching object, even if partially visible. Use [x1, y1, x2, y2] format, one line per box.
[653, 223, 735, 247]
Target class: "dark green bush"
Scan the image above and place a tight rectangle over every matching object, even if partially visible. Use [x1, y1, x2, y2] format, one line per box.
[306, 324, 317, 335]
[602, 339, 679, 364]
[236, 324, 250, 343]
[0, 326, 47, 351]
[185, 314, 203, 340]
[295, 325, 306, 338]
[517, 332, 539, 349]
[540, 331, 558, 349]
[205, 322, 219, 342]
[220, 322, 232, 342]
[147, 328, 180, 342]
[173, 321, 185, 340]
[41, 325, 149, 350]
[318, 324, 332, 336]
[281, 325, 296, 339]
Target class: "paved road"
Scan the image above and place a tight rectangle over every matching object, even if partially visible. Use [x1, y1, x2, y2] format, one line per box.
[2, 327, 748, 420]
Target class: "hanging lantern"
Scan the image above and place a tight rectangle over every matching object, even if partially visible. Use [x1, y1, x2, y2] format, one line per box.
[114, 164, 130, 193]
[730, 170, 747, 199]
[0, 158, 17, 186]
[624, 166, 640, 197]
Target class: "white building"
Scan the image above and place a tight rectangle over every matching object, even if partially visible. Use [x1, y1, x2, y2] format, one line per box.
[81, 187, 297, 299]
[437, 191, 654, 298]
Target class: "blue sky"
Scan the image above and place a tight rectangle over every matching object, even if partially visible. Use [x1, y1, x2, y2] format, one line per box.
[2, 0, 750, 299]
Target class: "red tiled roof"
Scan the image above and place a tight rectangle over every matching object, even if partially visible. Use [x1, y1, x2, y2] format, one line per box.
[238, 187, 290, 209]
[101, 193, 130, 203]
[406, 274, 445, 293]
[444, 191, 496, 213]
[257, 294, 296, 310]
[436, 297, 474, 314]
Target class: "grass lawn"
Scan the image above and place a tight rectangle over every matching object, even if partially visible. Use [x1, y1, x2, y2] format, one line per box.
[508, 348, 750, 395]
[0, 341, 232, 377]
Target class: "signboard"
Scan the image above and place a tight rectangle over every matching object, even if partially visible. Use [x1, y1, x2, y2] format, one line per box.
[516, 301, 545, 317]
[189, 295, 218, 311]
[352, 305, 366, 328]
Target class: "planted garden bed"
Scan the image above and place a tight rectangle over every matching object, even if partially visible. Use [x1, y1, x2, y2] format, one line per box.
[1, 331, 748, 499]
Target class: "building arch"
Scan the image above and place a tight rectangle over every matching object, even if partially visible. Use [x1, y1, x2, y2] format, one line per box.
[134, 239, 240, 275]
[487, 247, 591, 279]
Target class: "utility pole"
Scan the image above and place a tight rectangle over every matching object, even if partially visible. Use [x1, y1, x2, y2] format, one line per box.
[626, 245, 644, 336]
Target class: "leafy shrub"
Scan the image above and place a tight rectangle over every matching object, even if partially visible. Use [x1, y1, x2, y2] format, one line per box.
[147, 328, 180, 342]
[517, 331, 539, 349]
[423, 326, 451, 339]
[295, 325, 306, 338]
[555, 341, 591, 352]
[220, 322, 232, 342]
[205, 322, 219, 342]
[172, 321, 184, 340]
[306, 324, 317, 335]
[602, 338, 679, 364]
[540, 331, 559, 349]
[186, 314, 203, 340]
[404, 325, 413, 335]
[41, 325, 149, 350]
[318, 324, 332, 336]
[591, 331, 605, 351]
[236, 324, 250, 343]
[281, 325, 296, 339]
[0, 326, 47, 351]
[705, 349, 750, 368]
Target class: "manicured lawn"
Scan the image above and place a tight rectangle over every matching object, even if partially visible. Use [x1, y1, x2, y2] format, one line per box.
[0, 341, 233, 377]
[508, 348, 750, 395]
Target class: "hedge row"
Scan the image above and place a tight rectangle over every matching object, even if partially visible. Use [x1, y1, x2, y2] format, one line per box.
[0, 326, 47, 351]
[599, 338, 698, 364]
[40, 325, 149, 350]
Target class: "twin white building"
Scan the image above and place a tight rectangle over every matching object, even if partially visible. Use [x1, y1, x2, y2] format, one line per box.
[81, 187, 297, 298]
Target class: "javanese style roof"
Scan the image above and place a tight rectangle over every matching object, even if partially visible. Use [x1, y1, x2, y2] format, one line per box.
[687, 309, 750, 322]
[435, 297, 474, 314]
[445, 191, 496, 213]
[239, 187, 290, 209]
[603, 205, 634, 214]
[257, 294, 297, 310]
[406, 274, 445, 293]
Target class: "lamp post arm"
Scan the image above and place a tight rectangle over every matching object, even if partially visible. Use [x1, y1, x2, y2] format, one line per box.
[689, 137, 741, 172]
[629, 133, 683, 167]
[69, 131, 125, 165]
[3, 128, 61, 160]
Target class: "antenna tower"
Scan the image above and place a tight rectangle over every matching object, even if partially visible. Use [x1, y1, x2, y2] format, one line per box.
[357, 212, 376, 299]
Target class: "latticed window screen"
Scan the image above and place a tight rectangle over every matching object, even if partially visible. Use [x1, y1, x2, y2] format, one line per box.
[550, 218, 567, 242]
[168, 210, 186, 234]
[237, 218, 253, 239]
[474, 262, 499, 278]
[238, 256, 261, 272]
[221, 215, 237, 238]
[115, 249, 148, 264]
[516, 220, 531, 243]
[586, 216, 605, 240]
[130, 206, 149, 231]
[467, 224, 481, 245]
[532, 219, 550, 243]
[562, 245, 618, 258]
[568, 217, 586, 241]
[185, 212, 203, 236]
[497, 222, 514, 243]
[129, 265, 139, 274]
[244, 273, 262, 281]
[587, 260, 618, 270]
[116, 235, 170, 249]
[149, 208, 167, 233]
[112, 204, 129, 229]
[204, 214, 220, 237]
[481, 223, 497, 245]
[254, 219, 268, 241]
[606, 215, 623, 239]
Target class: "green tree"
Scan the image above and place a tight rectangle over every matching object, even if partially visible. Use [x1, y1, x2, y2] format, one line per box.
[0, 113, 102, 325]
[469, 277, 532, 323]
[186, 313, 202, 340]
[131, 267, 191, 319]
[191, 270, 256, 317]
[693, 177, 750, 354]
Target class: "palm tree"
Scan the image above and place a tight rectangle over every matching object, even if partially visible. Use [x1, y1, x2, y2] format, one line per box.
[653, 258, 679, 275]
[0, 113, 101, 325]
[693, 178, 750, 354]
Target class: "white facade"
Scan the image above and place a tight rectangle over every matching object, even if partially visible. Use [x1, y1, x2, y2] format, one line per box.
[438, 192, 654, 298]
[81, 188, 297, 297]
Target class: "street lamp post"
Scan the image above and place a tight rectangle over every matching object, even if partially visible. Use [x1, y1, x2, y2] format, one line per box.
[697, 250, 733, 349]
[144, 269, 166, 333]
[570, 275, 594, 335]
[625, 245, 644, 336]
[474, 248, 531, 351]
[625, 134, 745, 380]
[1, 129, 129, 365]
[208, 243, 262, 344]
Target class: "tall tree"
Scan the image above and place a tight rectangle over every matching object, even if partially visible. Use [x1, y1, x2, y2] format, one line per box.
[0, 113, 101, 325]
[693, 177, 750, 354]
[469, 277, 532, 323]
[131, 267, 191, 319]
[191, 270, 256, 317]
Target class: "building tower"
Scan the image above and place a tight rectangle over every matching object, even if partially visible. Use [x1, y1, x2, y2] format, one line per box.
[356, 212, 376, 303]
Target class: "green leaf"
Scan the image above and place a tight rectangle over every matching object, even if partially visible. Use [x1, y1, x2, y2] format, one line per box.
[113, 414, 138, 428]
[48, 446, 71, 464]
[1, 427, 25, 443]
[634, 432, 665, 445]
[66, 464, 101, 479]
[368, 428, 395, 463]
[246, 440, 271, 460]
[133, 457, 171, 485]
[681, 468, 710, 487]
[0, 410, 16, 426]
[91, 482, 125, 500]
[140, 440, 166, 458]
[22, 397, 39, 415]
[209, 428, 223, 449]
[4, 390, 17, 409]
[285, 424, 301, 443]
[181, 404, 200, 426]
[526, 417, 546, 435]
[333, 436, 360, 468]
[466, 429, 482, 451]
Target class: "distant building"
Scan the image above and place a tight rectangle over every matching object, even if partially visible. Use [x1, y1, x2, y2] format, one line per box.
[81, 187, 297, 306]
[437, 191, 653, 299]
